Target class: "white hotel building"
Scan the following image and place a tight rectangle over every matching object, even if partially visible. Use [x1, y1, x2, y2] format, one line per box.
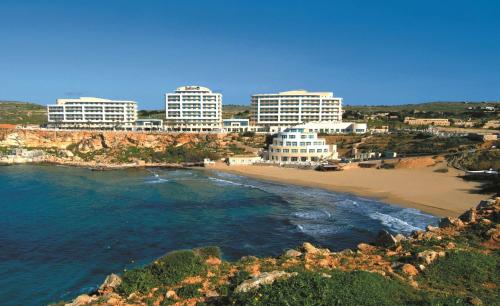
[268, 128, 338, 163]
[165, 86, 222, 132]
[251, 90, 342, 127]
[47, 97, 137, 129]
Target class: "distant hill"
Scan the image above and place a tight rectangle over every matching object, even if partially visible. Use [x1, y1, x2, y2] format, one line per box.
[0, 101, 47, 125]
[345, 101, 499, 113]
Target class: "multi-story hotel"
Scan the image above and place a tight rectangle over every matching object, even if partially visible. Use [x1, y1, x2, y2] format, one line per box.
[251, 90, 342, 127]
[165, 86, 222, 132]
[268, 128, 338, 163]
[47, 97, 137, 129]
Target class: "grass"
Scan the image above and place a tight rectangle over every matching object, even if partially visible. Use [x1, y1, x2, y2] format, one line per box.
[224, 270, 425, 306]
[418, 251, 499, 304]
[176, 283, 202, 299]
[0, 101, 47, 125]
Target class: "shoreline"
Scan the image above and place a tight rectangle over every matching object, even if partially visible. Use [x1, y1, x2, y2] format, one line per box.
[204, 163, 490, 217]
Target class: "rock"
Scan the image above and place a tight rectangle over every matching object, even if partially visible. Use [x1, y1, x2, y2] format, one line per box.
[426, 225, 439, 232]
[166, 290, 177, 299]
[417, 250, 439, 265]
[301, 242, 329, 255]
[411, 230, 425, 240]
[439, 217, 464, 228]
[401, 264, 419, 276]
[375, 230, 397, 247]
[394, 234, 406, 243]
[468, 297, 483, 305]
[476, 199, 495, 210]
[486, 228, 500, 242]
[459, 209, 477, 223]
[235, 271, 298, 293]
[418, 264, 426, 271]
[445, 242, 456, 249]
[205, 257, 222, 265]
[284, 249, 302, 257]
[65, 294, 96, 306]
[357, 243, 376, 253]
[480, 219, 492, 225]
[98, 273, 122, 293]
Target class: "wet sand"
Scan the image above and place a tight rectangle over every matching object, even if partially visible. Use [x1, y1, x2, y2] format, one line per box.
[206, 163, 488, 217]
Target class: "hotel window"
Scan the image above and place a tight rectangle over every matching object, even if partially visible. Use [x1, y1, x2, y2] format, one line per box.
[283, 149, 289, 153]
[301, 157, 307, 162]
[300, 142, 305, 146]
[308, 135, 314, 139]
[286, 142, 291, 146]
[292, 142, 297, 146]
[282, 135, 287, 139]
[317, 149, 323, 153]
[309, 149, 315, 153]
[300, 149, 307, 153]
[289, 135, 296, 139]
[282, 157, 288, 161]
[292, 149, 298, 153]
[301, 135, 306, 139]
[275, 149, 280, 153]
[291, 157, 298, 162]
[306, 142, 311, 146]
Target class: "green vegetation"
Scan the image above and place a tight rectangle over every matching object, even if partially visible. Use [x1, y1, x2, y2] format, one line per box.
[0, 101, 47, 125]
[138, 110, 164, 120]
[176, 283, 202, 299]
[418, 251, 499, 305]
[226, 270, 424, 306]
[456, 148, 500, 171]
[119, 249, 211, 296]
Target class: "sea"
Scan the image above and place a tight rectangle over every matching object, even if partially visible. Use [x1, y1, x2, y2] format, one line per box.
[0, 165, 438, 305]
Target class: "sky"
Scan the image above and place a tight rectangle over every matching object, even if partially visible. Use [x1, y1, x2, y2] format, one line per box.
[0, 0, 499, 109]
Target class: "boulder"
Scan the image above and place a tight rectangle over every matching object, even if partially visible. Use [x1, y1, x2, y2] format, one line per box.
[417, 250, 445, 265]
[301, 242, 329, 255]
[98, 273, 122, 293]
[357, 243, 376, 253]
[426, 225, 439, 232]
[375, 230, 397, 247]
[235, 271, 298, 293]
[401, 264, 419, 276]
[284, 249, 302, 258]
[476, 199, 495, 210]
[394, 234, 406, 243]
[439, 217, 464, 228]
[65, 294, 96, 306]
[459, 209, 477, 223]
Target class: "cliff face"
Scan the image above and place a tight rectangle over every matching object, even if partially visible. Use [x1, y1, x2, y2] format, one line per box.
[0, 129, 225, 152]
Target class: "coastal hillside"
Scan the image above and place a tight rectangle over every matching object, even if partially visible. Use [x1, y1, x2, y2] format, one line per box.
[0, 101, 47, 125]
[57, 198, 499, 306]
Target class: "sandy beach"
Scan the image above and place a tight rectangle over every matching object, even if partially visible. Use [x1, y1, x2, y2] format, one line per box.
[206, 162, 488, 217]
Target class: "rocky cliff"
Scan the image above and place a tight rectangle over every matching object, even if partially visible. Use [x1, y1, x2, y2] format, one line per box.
[0, 128, 231, 166]
[57, 198, 499, 306]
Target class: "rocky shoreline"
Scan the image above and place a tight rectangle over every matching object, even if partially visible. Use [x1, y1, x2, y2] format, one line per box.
[57, 197, 499, 306]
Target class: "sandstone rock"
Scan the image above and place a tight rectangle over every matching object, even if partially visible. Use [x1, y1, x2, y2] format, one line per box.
[98, 273, 122, 293]
[446, 242, 456, 249]
[205, 257, 222, 265]
[357, 243, 376, 253]
[235, 271, 298, 293]
[439, 217, 464, 228]
[394, 234, 406, 243]
[301, 242, 329, 255]
[426, 225, 439, 232]
[284, 249, 302, 257]
[469, 297, 483, 305]
[375, 230, 397, 247]
[459, 209, 477, 223]
[480, 219, 492, 225]
[65, 294, 96, 306]
[417, 250, 439, 265]
[418, 264, 426, 271]
[166, 290, 177, 299]
[401, 264, 419, 276]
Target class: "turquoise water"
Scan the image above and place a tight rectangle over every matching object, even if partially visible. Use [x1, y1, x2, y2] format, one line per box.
[0, 165, 438, 305]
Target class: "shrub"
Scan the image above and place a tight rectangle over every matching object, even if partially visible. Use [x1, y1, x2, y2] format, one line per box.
[118, 268, 159, 296]
[434, 168, 449, 173]
[149, 250, 206, 286]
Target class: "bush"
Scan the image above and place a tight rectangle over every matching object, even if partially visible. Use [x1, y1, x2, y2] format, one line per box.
[118, 269, 159, 296]
[118, 249, 208, 296]
[150, 250, 206, 285]
[228, 270, 424, 305]
[434, 168, 449, 173]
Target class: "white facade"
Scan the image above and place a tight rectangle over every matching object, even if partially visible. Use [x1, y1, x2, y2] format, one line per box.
[47, 97, 137, 129]
[134, 119, 164, 131]
[266, 121, 367, 134]
[268, 128, 338, 164]
[251, 90, 342, 126]
[165, 86, 222, 132]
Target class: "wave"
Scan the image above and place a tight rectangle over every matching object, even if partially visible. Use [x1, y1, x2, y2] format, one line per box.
[295, 223, 344, 236]
[208, 177, 259, 189]
[144, 178, 169, 184]
[293, 209, 332, 220]
[368, 212, 422, 233]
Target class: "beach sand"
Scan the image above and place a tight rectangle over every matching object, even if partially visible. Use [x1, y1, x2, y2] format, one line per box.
[205, 162, 488, 217]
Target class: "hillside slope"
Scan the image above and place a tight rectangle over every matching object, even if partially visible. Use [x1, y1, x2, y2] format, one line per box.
[0, 101, 47, 125]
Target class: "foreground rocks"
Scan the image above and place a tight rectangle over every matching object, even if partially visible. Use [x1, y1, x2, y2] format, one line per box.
[62, 197, 500, 305]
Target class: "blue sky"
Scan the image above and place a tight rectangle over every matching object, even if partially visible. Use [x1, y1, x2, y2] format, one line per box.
[0, 0, 499, 108]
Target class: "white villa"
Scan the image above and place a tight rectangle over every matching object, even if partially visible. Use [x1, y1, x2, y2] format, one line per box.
[47, 97, 137, 130]
[165, 86, 222, 132]
[251, 89, 343, 127]
[268, 128, 338, 164]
